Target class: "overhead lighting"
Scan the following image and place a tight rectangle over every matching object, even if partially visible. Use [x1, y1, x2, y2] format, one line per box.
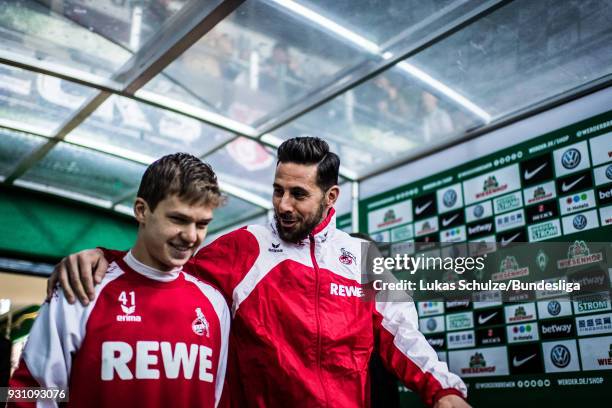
[396, 62, 491, 122]
[268, 0, 380, 54]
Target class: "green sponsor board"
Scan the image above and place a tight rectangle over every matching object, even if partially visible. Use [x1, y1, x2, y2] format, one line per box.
[361, 109, 612, 407]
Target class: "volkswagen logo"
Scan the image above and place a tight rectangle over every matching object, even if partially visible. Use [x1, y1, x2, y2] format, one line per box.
[550, 345, 571, 368]
[561, 148, 581, 170]
[473, 204, 484, 218]
[426, 318, 437, 332]
[606, 164, 612, 180]
[443, 189, 457, 208]
[547, 300, 561, 316]
[573, 214, 587, 230]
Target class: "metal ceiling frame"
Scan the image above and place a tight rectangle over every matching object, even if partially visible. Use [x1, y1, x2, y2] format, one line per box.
[251, 0, 509, 138]
[2, 0, 284, 212]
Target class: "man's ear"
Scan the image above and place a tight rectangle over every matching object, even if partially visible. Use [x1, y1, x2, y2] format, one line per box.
[325, 185, 340, 208]
[133, 198, 149, 223]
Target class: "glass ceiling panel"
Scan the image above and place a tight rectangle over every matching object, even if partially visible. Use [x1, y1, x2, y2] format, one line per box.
[210, 195, 264, 232]
[18, 142, 146, 203]
[0, 128, 46, 181]
[66, 94, 234, 163]
[205, 137, 276, 200]
[273, 66, 483, 176]
[0, 64, 96, 135]
[143, 0, 482, 127]
[0, 0, 192, 80]
[408, 0, 612, 119]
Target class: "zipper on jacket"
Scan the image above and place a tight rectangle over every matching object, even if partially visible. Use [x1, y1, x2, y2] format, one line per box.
[310, 235, 329, 407]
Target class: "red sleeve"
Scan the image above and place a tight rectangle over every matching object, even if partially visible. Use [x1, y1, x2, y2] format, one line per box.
[7, 358, 40, 408]
[184, 227, 260, 304]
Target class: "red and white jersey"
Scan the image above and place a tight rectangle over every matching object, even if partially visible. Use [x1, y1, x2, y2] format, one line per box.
[8, 252, 230, 408]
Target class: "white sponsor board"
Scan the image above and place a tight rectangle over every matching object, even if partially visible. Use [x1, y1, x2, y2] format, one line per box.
[505, 303, 537, 324]
[559, 190, 596, 215]
[576, 313, 612, 337]
[543, 340, 581, 373]
[391, 224, 414, 242]
[537, 298, 573, 319]
[465, 201, 493, 223]
[553, 141, 590, 177]
[447, 330, 476, 349]
[391, 241, 415, 257]
[368, 201, 413, 233]
[414, 216, 439, 237]
[437, 183, 463, 214]
[588, 131, 612, 166]
[472, 290, 502, 309]
[495, 209, 525, 233]
[494, 191, 523, 214]
[448, 346, 509, 377]
[600, 205, 612, 227]
[562, 209, 600, 235]
[419, 315, 445, 334]
[593, 163, 612, 186]
[579, 336, 612, 371]
[528, 219, 562, 242]
[573, 292, 612, 315]
[507, 322, 540, 343]
[463, 164, 520, 205]
[417, 301, 445, 317]
[371, 230, 390, 242]
[523, 181, 556, 206]
[446, 312, 474, 331]
[440, 226, 466, 243]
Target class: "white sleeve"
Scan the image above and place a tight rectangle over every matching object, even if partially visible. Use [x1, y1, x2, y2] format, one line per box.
[20, 289, 88, 390]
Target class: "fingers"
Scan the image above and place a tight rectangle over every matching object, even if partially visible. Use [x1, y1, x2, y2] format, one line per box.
[66, 254, 89, 306]
[93, 254, 109, 285]
[78, 254, 95, 302]
[46, 270, 58, 301]
[56, 258, 76, 304]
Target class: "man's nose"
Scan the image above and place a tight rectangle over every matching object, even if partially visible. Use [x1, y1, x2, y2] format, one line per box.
[181, 224, 198, 244]
[278, 193, 294, 213]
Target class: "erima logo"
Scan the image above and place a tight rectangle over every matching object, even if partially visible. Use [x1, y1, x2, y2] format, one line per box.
[117, 290, 141, 323]
[561, 149, 581, 170]
[415, 201, 432, 215]
[478, 312, 497, 325]
[442, 214, 459, 227]
[512, 354, 536, 367]
[561, 176, 585, 192]
[268, 242, 282, 253]
[524, 163, 547, 180]
[101, 341, 214, 382]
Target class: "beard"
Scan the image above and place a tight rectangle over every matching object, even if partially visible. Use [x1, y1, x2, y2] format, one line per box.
[275, 199, 327, 243]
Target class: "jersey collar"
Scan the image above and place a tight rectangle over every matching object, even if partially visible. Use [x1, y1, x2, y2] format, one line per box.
[123, 251, 181, 282]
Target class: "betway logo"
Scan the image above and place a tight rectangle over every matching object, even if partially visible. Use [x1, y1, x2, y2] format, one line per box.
[572, 276, 605, 287]
[102, 341, 214, 381]
[542, 324, 571, 335]
[330, 283, 363, 297]
[468, 224, 492, 235]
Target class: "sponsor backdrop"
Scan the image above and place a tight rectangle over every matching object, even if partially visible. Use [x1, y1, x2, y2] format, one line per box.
[360, 110, 612, 406]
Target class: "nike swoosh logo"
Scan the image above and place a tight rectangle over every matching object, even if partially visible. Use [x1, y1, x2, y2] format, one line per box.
[513, 354, 536, 367]
[442, 214, 459, 227]
[501, 232, 520, 246]
[524, 163, 547, 180]
[561, 176, 585, 192]
[415, 201, 432, 215]
[478, 312, 497, 325]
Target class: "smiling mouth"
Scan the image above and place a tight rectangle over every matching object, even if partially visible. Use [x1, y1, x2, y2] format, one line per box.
[279, 219, 297, 229]
[169, 243, 193, 254]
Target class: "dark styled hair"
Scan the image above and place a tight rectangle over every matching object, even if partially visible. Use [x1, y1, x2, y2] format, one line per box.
[277, 137, 340, 191]
[137, 153, 224, 211]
